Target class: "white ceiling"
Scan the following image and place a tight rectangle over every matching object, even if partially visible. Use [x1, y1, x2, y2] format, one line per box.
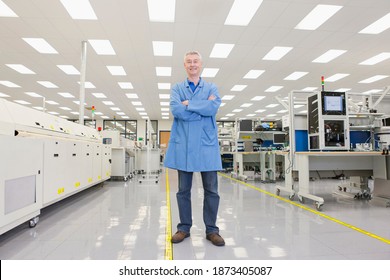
[1, 0, 390, 122]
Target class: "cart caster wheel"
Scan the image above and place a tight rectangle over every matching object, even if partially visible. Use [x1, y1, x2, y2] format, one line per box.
[139, 181, 142, 183]
[338, 186, 342, 191]
[124, 177, 128, 182]
[276, 189, 280, 196]
[155, 181, 158, 184]
[315, 202, 323, 211]
[289, 193, 295, 200]
[298, 196, 305, 204]
[29, 216, 39, 228]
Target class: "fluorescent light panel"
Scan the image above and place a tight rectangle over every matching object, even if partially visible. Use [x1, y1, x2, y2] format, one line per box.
[224, 0, 263, 26]
[103, 101, 114, 105]
[126, 93, 139, 99]
[295, 5, 342, 30]
[210, 43, 234, 58]
[359, 52, 390, 65]
[25, 92, 42, 98]
[240, 103, 253, 107]
[232, 109, 242, 112]
[243, 70, 265, 79]
[132, 101, 142, 106]
[263, 46, 292, 61]
[23, 38, 58, 54]
[251, 96, 265, 101]
[118, 82, 133, 89]
[92, 93, 107, 98]
[152, 41, 173, 56]
[58, 92, 75, 98]
[88, 40, 116, 55]
[284, 71, 308, 80]
[37, 81, 58, 88]
[45, 100, 58, 105]
[266, 104, 279, 108]
[156, 67, 172, 76]
[324, 73, 349, 82]
[160, 102, 169, 106]
[158, 83, 171, 89]
[14, 100, 30, 105]
[107, 66, 126, 76]
[147, 0, 175, 22]
[359, 12, 390, 34]
[231, 85, 247, 91]
[159, 94, 170, 99]
[359, 75, 388, 84]
[201, 68, 219, 77]
[312, 49, 347, 63]
[60, 0, 97, 20]
[0, 0, 18, 17]
[0, 81, 20, 87]
[222, 95, 235, 100]
[265, 86, 283, 92]
[6, 64, 35, 74]
[57, 65, 80, 75]
[302, 87, 317, 91]
[0, 92, 10, 97]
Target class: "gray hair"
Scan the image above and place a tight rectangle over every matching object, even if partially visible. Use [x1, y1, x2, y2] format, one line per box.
[184, 51, 202, 61]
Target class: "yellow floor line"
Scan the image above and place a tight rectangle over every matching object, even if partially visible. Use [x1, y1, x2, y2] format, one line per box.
[165, 169, 173, 260]
[219, 172, 390, 245]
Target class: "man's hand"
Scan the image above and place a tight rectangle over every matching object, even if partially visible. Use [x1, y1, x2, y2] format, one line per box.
[181, 100, 189, 106]
[208, 94, 216, 100]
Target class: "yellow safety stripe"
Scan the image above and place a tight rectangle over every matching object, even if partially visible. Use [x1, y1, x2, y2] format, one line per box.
[165, 169, 173, 260]
[219, 172, 390, 245]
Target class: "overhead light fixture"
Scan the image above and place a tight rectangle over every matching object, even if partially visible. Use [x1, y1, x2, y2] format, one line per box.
[116, 112, 125, 116]
[132, 101, 142, 106]
[147, 0, 175, 22]
[266, 114, 277, 117]
[60, 107, 72, 111]
[243, 70, 265, 79]
[161, 112, 169, 116]
[222, 95, 235, 100]
[25, 92, 42, 98]
[60, 0, 97, 20]
[312, 49, 347, 63]
[107, 66, 126, 76]
[251, 96, 265, 101]
[92, 93, 107, 98]
[110, 107, 121, 111]
[220, 103, 226, 107]
[160, 102, 169, 106]
[14, 100, 31, 105]
[284, 71, 308, 80]
[118, 82, 133, 89]
[359, 12, 390, 34]
[158, 83, 171, 89]
[0, 92, 10, 97]
[82, 82, 95, 88]
[301, 87, 317, 91]
[359, 52, 390, 65]
[6, 64, 35, 74]
[23, 38, 58, 54]
[0, 0, 18, 17]
[263, 46, 292, 61]
[265, 86, 283, 92]
[37, 81, 58, 88]
[224, 0, 263, 26]
[363, 89, 382, 94]
[246, 114, 256, 117]
[335, 88, 351, 92]
[139, 112, 147, 116]
[156, 67, 172, 77]
[359, 75, 388, 84]
[201, 68, 219, 77]
[240, 103, 253, 107]
[45, 100, 59, 105]
[220, 117, 229, 120]
[277, 110, 288, 113]
[162, 116, 169, 120]
[103, 101, 114, 105]
[266, 104, 279, 108]
[295, 5, 343, 30]
[255, 109, 266, 113]
[210, 43, 235, 58]
[232, 109, 243, 112]
[58, 92, 75, 98]
[57, 65, 80, 75]
[159, 94, 170, 99]
[161, 108, 169, 112]
[126, 93, 139, 99]
[231, 85, 247, 91]
[135, 107, 145, 111]
[152, 41, 173, 56]
[226, 114, 235, 117]
[324, 73, 349, 82]
[88, 40, 116, 55]
[0, 81, 20, 88]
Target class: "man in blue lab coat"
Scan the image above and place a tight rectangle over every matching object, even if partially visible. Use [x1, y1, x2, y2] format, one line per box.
[164, 51, 224, 246]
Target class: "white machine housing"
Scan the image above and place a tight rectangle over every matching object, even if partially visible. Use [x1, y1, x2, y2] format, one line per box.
[0, 98, 111, 235]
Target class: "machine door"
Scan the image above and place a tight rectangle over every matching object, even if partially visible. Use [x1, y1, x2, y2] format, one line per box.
[323, 119, 348, 149]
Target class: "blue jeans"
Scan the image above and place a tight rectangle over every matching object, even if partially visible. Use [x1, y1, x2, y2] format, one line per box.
[176, 170, 220, 235]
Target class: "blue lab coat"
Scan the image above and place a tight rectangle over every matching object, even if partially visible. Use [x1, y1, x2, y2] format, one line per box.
[164, 79, 223, 172]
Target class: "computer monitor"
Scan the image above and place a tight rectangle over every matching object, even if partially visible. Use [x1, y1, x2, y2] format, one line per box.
[273, 133, 285, 145]
[321, 91, 346, 115]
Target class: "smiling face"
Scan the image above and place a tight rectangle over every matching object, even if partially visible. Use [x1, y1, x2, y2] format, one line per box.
[184, 52, 202, 79]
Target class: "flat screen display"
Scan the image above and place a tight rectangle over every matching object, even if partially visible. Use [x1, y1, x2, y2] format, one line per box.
[321, 91, 346, 115]
[273, 133, 285, 144]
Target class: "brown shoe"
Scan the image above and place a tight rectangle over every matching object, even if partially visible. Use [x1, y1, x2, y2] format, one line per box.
[171, 231, 190, 243]
[206, 232, 225, 246]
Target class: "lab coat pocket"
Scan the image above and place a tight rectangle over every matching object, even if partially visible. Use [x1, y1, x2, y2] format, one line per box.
[201, 128, 217, 146]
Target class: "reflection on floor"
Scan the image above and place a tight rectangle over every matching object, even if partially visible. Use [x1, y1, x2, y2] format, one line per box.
[1, 168, 390, 260]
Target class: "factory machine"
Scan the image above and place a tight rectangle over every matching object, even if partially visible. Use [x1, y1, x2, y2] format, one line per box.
[307, 91, 350, 150]
[0, 98, 111, 235]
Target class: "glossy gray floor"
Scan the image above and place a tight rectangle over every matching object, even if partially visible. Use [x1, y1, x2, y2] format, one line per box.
[1, 168, 390, 260]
